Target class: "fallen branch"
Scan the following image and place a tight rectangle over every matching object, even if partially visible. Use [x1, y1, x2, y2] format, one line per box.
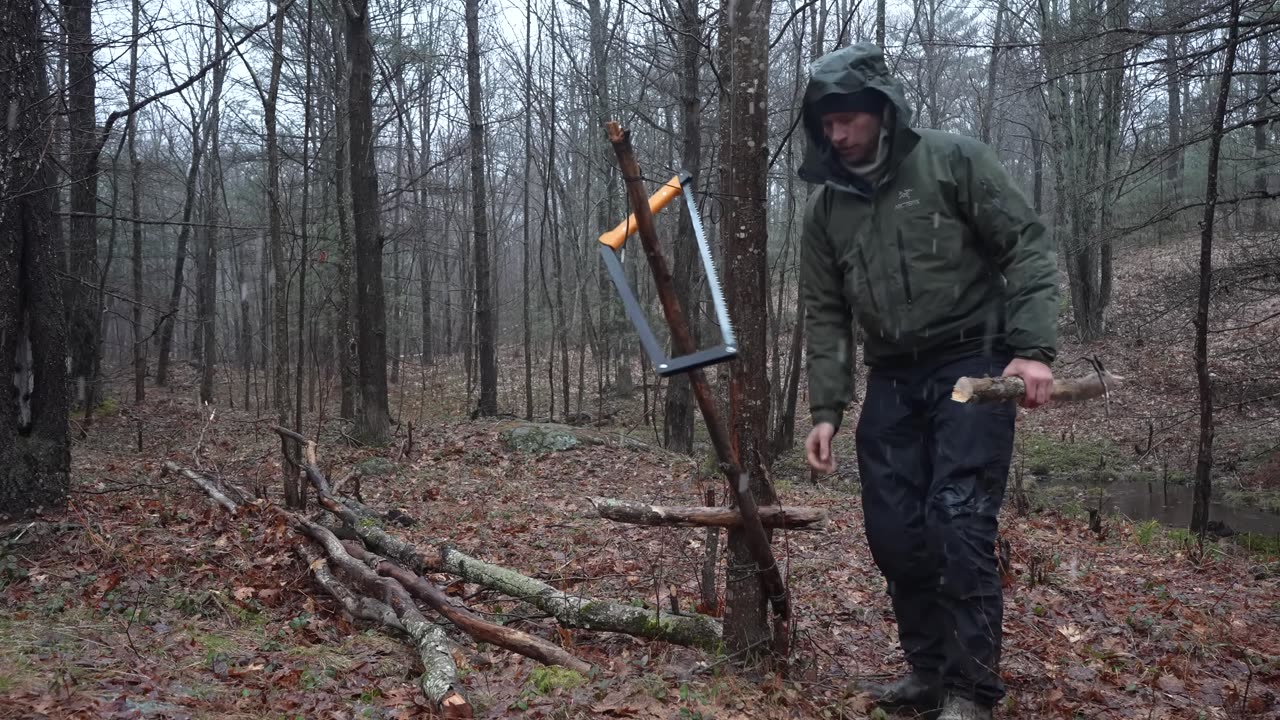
[341, 540, 592, 674]
[275, 434, 594, 673]
[295, 543, 404, 632]
[269, 427, 724, 650]
[163, 461, 237, 513]
[331, 497, 723, 651]
[589, 497, 827, 530]
[176, 462, 471, 717]
[294, 518, 471, 717]
[951, 370, 1123, 404]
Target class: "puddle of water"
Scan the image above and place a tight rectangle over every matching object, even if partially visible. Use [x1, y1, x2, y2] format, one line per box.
[1032, 478, 1280, 536]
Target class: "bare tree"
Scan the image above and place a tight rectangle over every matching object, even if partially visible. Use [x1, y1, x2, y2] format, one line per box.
[347, 0, 392, 442]
[196, 5, 225, 407]
[1191, 0, 1243, 536]
[468, 0, 498, 417]
[127, 0, 145, 404]
[330, 0, 357, 420]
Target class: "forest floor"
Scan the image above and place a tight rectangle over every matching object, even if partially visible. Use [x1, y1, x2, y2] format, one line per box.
[3, 233, 1280, 719]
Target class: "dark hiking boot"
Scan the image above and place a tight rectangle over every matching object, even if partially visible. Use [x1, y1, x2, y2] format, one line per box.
[937, 694, 993, 720]
[866, 673, 941, 710]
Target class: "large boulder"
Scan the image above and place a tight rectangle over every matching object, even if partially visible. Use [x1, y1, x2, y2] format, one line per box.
[499, 423, 598, 453]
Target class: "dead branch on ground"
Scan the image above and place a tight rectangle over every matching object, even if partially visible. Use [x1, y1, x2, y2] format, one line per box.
[589, 497, 828, 530]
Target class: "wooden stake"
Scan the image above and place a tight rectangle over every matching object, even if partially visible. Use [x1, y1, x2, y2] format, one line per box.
[604, 121, 790, 650]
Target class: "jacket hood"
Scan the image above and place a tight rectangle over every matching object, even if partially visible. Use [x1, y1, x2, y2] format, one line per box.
[797, 43, 917, 190]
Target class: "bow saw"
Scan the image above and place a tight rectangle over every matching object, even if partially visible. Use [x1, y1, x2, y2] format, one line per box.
[597, 171, 737, 377]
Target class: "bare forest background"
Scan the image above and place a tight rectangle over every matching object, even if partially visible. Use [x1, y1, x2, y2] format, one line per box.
[12, 0, 1277, 497]
[3, 0, 1280, 710]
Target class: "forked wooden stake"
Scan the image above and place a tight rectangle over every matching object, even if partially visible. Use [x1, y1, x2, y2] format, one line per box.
[604, 121, 791, 654]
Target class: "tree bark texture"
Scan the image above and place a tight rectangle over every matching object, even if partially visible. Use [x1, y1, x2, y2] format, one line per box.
[127, 0, 145, 404]
[198, 11, 225, 407]
[330, 1, 357, 420]
[718, 0, 780, 660]
[62, 0, 99, 407]
[347, 0, 391, 442]
[1, 0, 71, 517]
[466, 0, 498, 417]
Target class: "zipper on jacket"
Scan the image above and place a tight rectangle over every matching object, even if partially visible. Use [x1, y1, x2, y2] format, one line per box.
[895, 230, 914, 306]
[856, 247, 882, 315]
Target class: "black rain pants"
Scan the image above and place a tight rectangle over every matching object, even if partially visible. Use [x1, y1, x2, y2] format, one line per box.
[855, 351, 1015, 707]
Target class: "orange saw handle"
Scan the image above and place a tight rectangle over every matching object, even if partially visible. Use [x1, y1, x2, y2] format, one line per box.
[597, 173, 686, 250]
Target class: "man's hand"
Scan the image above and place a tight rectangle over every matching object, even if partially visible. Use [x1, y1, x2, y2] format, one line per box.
[1003, 357, 1054, 409]
[805, 422, 837, 474]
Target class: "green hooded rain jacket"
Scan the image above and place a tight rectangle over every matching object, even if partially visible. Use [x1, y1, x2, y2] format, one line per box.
[799, 43, 1059, 431]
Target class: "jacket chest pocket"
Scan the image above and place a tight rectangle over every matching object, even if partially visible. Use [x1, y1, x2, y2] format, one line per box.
[840, 242, 881, 316]
[897, 209, 968, 275]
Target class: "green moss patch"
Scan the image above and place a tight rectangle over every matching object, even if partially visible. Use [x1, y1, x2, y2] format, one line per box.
[1017, 433, 1123, 479]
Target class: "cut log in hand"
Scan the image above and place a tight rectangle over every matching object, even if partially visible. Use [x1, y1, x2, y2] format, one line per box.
[589, 497, 828, 530]
[951, 370, 1122, 404]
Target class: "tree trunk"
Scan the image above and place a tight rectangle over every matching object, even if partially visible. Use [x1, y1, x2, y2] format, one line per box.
[1191, 0, 1241, 536]
[522, 0, 534, 421]
[127, 0, 145, 404]
[772, 294, 804, 455]
[198, 12, 225, 407]
[663, 0, 703, 455]
[155, 111, 204, 387]
[1253, 35, 1270, 230]
[718, 0, 777, 660]
[876, 0, 886, 46]
[331, 0, 357, 420]
[1097, 0, 1128, 315]
[1165, 29, 1183, 207]
[293, 0, 315, 511]
[466, 0, 498, 417]
[1, 0, 71, 517]
[261, 0, 300, 502]
[979, 1, 1007, 144]
[62, 0, 98, 408]
[348, 0, 391, 442]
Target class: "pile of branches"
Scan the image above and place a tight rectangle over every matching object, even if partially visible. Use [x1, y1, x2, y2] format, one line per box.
[168, 426, 737, 716]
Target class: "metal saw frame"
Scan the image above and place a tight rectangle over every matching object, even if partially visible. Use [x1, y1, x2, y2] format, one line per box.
[597, 171, 736, 377]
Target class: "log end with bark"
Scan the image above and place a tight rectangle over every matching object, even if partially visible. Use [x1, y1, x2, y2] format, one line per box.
[951, 370, 1123, 404]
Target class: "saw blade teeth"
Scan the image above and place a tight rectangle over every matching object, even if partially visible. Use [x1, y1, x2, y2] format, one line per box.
[681, 181, 736, 347]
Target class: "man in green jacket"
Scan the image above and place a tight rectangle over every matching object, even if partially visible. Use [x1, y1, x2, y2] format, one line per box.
[798, 43, 1059, 719]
